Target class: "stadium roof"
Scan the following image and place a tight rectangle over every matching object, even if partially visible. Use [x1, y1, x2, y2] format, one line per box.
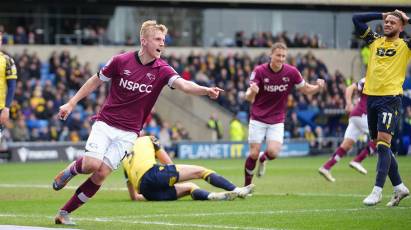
[5, 0, 411, 11]
[109, 0, 411, 11]
[133, 0, 411, 7]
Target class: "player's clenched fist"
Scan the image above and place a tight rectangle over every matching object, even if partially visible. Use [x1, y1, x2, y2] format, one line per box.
[249, 82, 259, 94]
[58, 102, 75, 120]
[316, 79, 325, 90]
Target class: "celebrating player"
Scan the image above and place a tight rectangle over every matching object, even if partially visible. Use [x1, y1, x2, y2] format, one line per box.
[243, 42, 325, 186]
[319, 78, 376, 182]
[353, 10, 410, 206]
[123, 136, 255, 201]
[52, 20, 224, 225]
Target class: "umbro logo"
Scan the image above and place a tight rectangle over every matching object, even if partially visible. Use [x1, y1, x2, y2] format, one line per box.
[264, 78, 269, 83]
[282, 77, 290, 82]
[123, 70, 131, 76]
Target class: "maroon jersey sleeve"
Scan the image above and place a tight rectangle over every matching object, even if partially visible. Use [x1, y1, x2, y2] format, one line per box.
[160, 65, 179, 86]
[98, 56, 118, 81]
[291, 67, 305, 88]
[249, 68, 261, 87]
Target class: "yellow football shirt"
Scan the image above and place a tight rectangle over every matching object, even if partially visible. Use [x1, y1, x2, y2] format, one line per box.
[0, 52, 17, 109]
[122, 136, 160, 192]
[360, 27, 411, 96]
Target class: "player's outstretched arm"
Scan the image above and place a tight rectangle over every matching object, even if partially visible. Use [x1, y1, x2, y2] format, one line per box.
[172, 78, 223, 99]
[298, 79, 325, 96]
[58, 74, 104, 120]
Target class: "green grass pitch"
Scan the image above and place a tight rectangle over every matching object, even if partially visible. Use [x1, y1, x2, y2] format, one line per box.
[0, 155, 410, 229]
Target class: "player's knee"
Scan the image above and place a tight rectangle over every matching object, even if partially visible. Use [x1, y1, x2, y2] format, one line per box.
[340, 139, 354, 151]
[377, 135, 391, 145]
[91, 165, 112, 185]
[200, 168, 215, 180]
[248, 150, 260, 159]
[186, 182, 199, 190]
[192, 166, 207, 179]
[86, 162, 101, 173]
[268, 152, 279, 159]
[266, 149, 280, 158]
[82, 155, 103, 173]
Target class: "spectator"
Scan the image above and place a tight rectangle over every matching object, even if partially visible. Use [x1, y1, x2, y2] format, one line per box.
[207, 113, 223, 141]
[158, 121, 173, 154]
[229, 115, 245, 142]
[304, 125, 316, 148]
[14, 26, 28, 44]
[10, 118, 30, 142]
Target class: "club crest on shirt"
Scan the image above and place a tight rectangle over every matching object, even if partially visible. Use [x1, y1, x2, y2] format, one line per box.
[146, 73, 156, 80]
[123, 69, 131, 76]
[282, 77, 290, 82]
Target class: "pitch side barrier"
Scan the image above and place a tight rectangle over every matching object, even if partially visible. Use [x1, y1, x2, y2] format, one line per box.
[5, 140, 311, 162]
[177, 140, 309, 159]
[7, 141, 86, 162]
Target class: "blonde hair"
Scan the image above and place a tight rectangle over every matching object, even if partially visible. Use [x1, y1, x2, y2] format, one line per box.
[271, 42, 288, 53]
[140, 20, 168, 38]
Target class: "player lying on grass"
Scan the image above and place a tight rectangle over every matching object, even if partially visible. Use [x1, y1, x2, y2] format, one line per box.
[123, 136, 255, 201]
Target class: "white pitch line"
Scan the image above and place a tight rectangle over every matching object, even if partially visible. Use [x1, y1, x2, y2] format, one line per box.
[113, 206, 411, 219]
[2, 206, 411, 230]
[0, 225, 78, 230]
[0, 183, 392, 198]
[0, 184, 127, 191]
[0, 213, 281, 230]
[94, 218, 280, 230]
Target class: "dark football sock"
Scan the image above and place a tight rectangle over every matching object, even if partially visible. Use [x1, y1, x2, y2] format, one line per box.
[205, 173, 236, 191]
[61, 177, 101, 213]
[375, 142, 391, 188]
[191, 189, 210, 200]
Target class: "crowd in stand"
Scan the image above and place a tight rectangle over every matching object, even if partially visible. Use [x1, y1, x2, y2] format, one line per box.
[232, 31, 325, 48]
[1, 22, 326, 48]
[0, 23, 109, 45]
[165, 50, 348, 139]
[1, 48, 410, 155]
[1, 49, 192, 154]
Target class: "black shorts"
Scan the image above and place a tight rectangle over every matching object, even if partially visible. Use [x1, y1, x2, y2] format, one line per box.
[0, 109, 3, 131]
[139, 164, 179, 201]
[367, 95, 401, 140]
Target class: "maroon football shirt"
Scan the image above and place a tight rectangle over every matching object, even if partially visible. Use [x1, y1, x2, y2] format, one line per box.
[250, 63, 305, 124]
[96, 51, 178, 134]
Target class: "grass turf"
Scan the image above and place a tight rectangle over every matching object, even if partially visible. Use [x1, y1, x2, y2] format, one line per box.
[0, 155, 410, 229]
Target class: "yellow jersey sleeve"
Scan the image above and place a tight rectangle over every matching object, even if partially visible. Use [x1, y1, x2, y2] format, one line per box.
[360, 27, 381, 48]
[0, 53, 17, 108]
[5, 55, 17, 80]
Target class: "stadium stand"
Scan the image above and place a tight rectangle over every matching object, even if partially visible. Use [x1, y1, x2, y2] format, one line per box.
[1, 49, 347, 145]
